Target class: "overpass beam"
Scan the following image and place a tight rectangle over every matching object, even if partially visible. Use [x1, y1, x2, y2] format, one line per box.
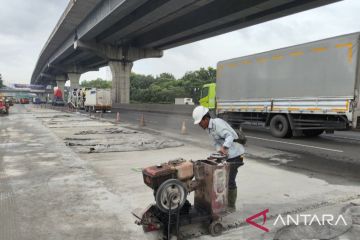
[40, 73, 55, 80]
[109, 61, 133, 104]
[67, 73, 81, 89]
[74, 40, 163, 61]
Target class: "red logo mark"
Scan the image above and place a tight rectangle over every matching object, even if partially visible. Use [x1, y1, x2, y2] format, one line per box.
[246, 209, 270, 232]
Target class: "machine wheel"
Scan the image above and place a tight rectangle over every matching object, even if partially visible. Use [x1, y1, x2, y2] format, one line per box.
[209, 221, 223, 236]
[270, 115, 292, 138]
[303, 129, 324, 137]
[155, 179, 187, 213]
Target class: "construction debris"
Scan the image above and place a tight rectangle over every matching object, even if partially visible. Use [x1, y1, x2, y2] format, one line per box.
[74, 128, 137, 135]
[88, 140, 183, 153]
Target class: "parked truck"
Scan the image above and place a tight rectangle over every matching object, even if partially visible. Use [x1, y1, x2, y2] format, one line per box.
[84, 88, 112, 112]
[0, 97, 9, 114]
[200, 32, 360, 138]
[52, 87, 65, 106]
[175, 98, 194, 105]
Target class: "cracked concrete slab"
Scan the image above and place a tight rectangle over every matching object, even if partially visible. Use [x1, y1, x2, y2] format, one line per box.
[35, 110, 184, 154]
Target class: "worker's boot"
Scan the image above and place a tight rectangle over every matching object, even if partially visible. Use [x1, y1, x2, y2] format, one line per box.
[227, 188, 237, 212]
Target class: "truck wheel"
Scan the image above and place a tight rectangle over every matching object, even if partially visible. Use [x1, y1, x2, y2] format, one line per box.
[303, 129, 324, 137]
[209, 221, 223, 236]
[270, 115, 291, 138]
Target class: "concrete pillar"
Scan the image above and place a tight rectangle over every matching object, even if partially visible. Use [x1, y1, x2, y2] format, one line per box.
[109, 61, 133, 104]
[68, 73, 81, 89]
[74, 41, 163, 104]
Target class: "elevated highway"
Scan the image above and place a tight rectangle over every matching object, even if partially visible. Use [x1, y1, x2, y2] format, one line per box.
[31, 0, 341, 103]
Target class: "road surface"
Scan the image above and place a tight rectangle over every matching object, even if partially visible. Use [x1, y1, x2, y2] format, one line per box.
[102, 109, 360, 183]
[1, 104, 360, 240]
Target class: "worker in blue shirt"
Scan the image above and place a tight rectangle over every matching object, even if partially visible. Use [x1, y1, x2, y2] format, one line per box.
[193, 106, 245, 211]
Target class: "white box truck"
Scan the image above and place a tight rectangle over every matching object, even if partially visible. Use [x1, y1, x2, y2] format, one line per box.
[84, 88, 112, 112]
[175, 98, 194, 105]
[200, 32, 360, 138]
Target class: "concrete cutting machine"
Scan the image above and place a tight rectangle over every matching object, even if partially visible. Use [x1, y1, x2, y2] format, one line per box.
[132, 154, 230, 239]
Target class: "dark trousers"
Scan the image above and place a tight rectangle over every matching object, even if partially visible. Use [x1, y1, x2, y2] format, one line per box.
[227, 156, 244, 190]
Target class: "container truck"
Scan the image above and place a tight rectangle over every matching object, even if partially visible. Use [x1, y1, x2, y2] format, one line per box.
[0, 98, 9, 114]
[84, 88, 112, 112]
[19, 98, 30, 104]
[200, 32, 360, 138]
[32, 97, 42, 104]
[175, 98, 194, 105]
[52, 87, 65, 106]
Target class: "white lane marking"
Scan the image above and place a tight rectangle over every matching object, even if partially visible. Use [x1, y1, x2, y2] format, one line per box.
[247, 136, 344, 153]
[325, 135, 360, 142]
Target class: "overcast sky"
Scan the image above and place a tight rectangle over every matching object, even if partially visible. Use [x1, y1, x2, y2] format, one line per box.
[1, 0, 360, 85]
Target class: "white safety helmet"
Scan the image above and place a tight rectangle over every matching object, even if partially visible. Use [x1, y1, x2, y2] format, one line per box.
[192, 106, 209, 124]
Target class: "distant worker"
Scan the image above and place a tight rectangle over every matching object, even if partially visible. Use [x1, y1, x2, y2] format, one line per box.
[192, 106, 245, 212]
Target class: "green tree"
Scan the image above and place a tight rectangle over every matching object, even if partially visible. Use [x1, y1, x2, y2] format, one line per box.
[130, 73, 156, 89]
[129, 68, 216, 103]
[81, 78, 112, 89]
[130, 72, 181, 103]
[80, 67, 216, 103]
[180, 67, 216, 103]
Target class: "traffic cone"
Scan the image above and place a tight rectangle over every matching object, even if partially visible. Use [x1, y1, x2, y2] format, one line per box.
[116, 112, 120, 123]
[181, 120, 187, 135]
[139, 114, 145, 126]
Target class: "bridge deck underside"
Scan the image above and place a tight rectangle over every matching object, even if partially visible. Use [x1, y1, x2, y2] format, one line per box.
[32, 0, 340, 84]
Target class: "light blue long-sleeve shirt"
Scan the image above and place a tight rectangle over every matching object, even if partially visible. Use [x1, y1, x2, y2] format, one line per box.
[207, 118, 245, 159]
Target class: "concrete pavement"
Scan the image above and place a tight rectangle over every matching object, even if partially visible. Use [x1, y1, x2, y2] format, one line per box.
[101, 109, 360, 181]
[1, 104, 360, 239]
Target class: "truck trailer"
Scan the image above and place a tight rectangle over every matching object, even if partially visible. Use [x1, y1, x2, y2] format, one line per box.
[52, 87, 65, 106]
[0, 98, 9, 114]
[200, 32, 360, 138]
[175, 98, 194, 105]
[84, 88, 112, 112]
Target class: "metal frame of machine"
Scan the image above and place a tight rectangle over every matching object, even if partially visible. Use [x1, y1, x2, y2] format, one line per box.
[133, 154, 230, 239]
